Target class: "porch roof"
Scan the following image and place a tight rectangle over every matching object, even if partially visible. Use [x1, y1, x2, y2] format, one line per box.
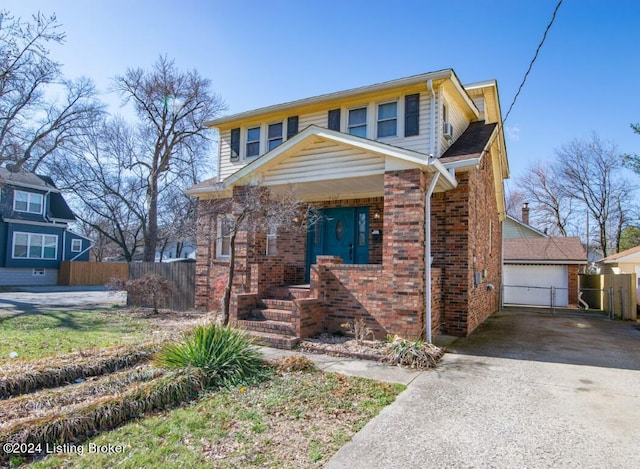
[187, 125, 458, 201]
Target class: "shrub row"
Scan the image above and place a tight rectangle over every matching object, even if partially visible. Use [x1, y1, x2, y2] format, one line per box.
[0, 342, 162, 399]
[0, 369, 206, 464]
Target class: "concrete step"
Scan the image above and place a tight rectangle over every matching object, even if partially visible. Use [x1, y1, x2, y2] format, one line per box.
[246, 331, 299, 350]
[237, 318, 296, 336]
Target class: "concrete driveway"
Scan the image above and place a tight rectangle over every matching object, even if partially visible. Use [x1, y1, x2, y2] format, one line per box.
[0, 286, 126, 314]
[327, 309, 640, 469]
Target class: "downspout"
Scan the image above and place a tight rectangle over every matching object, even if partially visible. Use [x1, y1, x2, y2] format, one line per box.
[427, 79, 436, 157]
[425, 171, 440, 344]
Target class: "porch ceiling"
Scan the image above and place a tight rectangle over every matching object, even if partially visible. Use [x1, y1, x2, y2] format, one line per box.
[268, 174, 384, 202]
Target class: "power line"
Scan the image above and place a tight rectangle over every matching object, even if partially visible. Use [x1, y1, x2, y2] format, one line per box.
[503, 0, 564, 124]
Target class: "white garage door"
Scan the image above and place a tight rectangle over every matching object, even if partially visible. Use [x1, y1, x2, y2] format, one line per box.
[503, 264, 568, 307]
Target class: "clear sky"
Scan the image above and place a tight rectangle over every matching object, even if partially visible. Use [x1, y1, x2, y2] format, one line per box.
[4, 0, 640, 184]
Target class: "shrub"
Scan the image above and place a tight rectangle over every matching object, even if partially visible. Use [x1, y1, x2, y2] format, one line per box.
[340, 318, 375, 344]
[155, 324, 266, 387]
[273, 355, 316, 373]
[384, 338, 445, 369]
[108, 273, 175, 314]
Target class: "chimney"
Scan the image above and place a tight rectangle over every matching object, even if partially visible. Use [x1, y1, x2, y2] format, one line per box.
[522, 202, 530, 225]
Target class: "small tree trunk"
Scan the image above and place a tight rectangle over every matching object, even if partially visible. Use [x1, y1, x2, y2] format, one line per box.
[221, 230, 237, 326]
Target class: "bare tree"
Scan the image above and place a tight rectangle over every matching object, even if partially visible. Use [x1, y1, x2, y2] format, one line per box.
[505, 186, 526, 220]
[517, 162, 574, 236]
[49, 117, 147, 261]
[156, 188, 198, 261]
[113, 55, 226, 261]
[202, 184, 315, 325]
[0, 10, 103, 170]
[556, 133, 632, 257]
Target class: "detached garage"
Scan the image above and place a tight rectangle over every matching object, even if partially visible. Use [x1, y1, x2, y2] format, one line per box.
[503, 238, 586, 308]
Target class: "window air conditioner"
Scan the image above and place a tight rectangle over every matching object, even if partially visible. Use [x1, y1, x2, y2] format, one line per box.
[443, 122, 453, 140]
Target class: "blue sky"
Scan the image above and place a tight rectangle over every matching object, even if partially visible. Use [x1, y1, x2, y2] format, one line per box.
[4, 0, 640, 184]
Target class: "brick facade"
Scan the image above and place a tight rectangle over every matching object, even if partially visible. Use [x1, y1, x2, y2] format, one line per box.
[195, 164, 501, 339]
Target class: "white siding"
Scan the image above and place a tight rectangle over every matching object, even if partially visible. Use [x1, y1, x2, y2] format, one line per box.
[439, 89, 471, 156]
[0, 268, 58, 286]
[262, 139, 384, 185]
[299, 110, 326, 129]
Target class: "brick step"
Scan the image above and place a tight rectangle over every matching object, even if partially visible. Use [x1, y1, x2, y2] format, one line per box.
[237, 318, 296, 336]
[267, 286, 311, 300]
[259, 298, 295, 311]
[246, 331, 299, 350]
[249, 308, 293, 322]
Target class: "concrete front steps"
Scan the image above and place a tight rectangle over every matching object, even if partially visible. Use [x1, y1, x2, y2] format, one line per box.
[238, 298, 299, 350]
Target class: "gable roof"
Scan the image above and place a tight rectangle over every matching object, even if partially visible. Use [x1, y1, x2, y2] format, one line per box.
[503, 215, 548, 238]
[186, 125, 458, 198]
[0, 168, 75, 221]
[504, 237, 586, 264]
[599, 245, 640, 264]
[206, 69, 479, 129]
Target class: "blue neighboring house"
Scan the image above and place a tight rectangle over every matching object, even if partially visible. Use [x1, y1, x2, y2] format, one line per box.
[0, 167, 91, 286]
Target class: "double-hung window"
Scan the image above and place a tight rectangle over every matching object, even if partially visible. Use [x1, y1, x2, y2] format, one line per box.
[71, 239, 82, 252]
[217, 216, 232, 258]
[377, 102, 397, 138]
[13, 232, 57, 259]
[246, 127, 261, 158]
[348, 107, 367, 137]
[14, 191, 43, 214]
[267, 123, 283, 151]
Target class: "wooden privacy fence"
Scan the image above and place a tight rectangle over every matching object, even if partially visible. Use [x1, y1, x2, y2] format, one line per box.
[58, 261, 128, 286]
[129, 262, 196, 311]
[578, 273, 637, 321]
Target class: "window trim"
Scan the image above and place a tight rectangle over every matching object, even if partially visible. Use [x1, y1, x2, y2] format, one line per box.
[347, 106, 368, 137]
[71, 238, 82, 253]
[376, 101, 398, 139]
[246, 126, 261, 158]
[267, 122, 283, 151]
[216, 216, 232, 259]
[266, 223, 278, 256]
[12, 232, 58, 260]
[14, 190, 44, 215]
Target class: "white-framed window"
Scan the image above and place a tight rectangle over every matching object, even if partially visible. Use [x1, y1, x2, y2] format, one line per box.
[71, 238, 82, 252]
[217, 216, 232, 258]
[33, 268, 46, 276]
[348, 107, 367, 137]
[13, 232, 58, 259]
[266, 223, 278, 256]
[246, 127, 261, 158]
[14, 190, 43, 214]
[377, 101, 397, 138]
[267, 123, 283, 151]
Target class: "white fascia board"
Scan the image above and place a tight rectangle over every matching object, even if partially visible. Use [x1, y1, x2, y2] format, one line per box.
[4, 218, 66, 228]
[206, 70, 453, 127]
[442, 157, 482, 171]
[64, 229, 93, 242]
[8, 182, 60, 193]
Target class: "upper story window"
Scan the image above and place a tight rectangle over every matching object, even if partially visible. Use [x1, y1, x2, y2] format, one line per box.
[268, 123, 283, 151]
[348, 107, 367, 137]
[246, 127, 261, 158]
[71, 238, 82, 252]
[13, 232, 57, 259]
[14, 190, 43, 215]
[377, 102, 397, 138]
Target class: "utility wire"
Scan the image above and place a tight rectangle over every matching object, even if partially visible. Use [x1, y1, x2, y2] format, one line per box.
[503, 0, 563, 124]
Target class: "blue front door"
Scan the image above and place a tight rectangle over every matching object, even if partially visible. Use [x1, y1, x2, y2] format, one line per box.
[306, 206, 369, 280]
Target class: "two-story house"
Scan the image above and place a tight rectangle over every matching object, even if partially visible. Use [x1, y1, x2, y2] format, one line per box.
[0, 167, 91, 286]
[187, 69, 509, 346]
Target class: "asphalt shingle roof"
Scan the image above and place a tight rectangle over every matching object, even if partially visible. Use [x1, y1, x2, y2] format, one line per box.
[504, 237, 586, 263]
[441, 121, 497, 162]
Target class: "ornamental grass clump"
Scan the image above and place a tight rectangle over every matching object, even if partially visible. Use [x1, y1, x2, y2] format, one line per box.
[384, 338, 445, 369]
[155, 324, 266, 388]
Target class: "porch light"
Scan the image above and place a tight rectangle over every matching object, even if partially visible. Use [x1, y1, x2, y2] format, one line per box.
[292, 216, 300, 223]
[374, 211, 381, 219]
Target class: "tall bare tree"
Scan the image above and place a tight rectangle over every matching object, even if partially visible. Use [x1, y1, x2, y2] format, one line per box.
[556, 133, 631, 257]
[0, 10, 103, 170]
[516, 162, 574, 236]
[113, 55, 226, 261]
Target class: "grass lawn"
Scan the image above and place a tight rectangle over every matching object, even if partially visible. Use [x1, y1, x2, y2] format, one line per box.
[0, 309, 149, 362]
[28, 370, 404, 468]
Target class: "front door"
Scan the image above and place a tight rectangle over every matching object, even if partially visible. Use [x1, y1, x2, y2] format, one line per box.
[306, 207, 369, 280]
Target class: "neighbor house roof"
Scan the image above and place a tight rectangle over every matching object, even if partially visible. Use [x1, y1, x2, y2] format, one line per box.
[504, 237, 586, 264]
[0, 167, 75, 221]
[599, 245, 640, 264]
